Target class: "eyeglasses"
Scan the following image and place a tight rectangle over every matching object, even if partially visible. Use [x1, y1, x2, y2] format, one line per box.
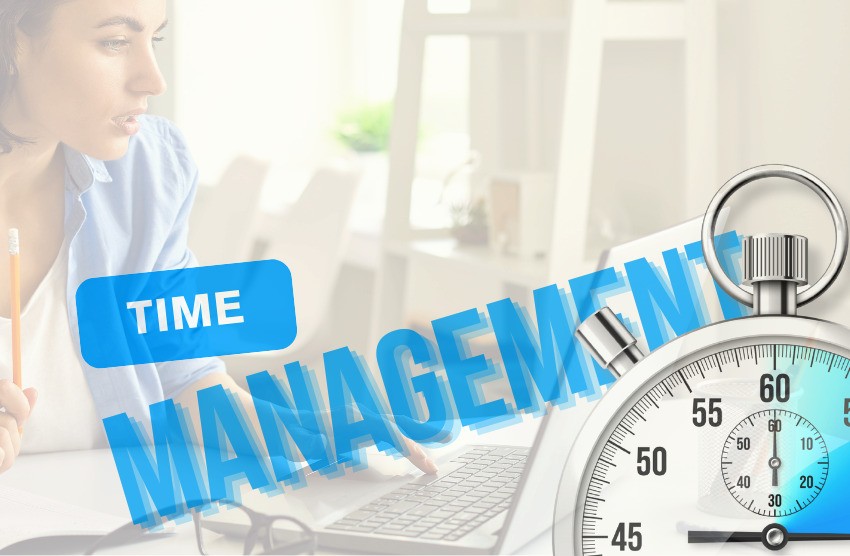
[0, 501, 317, 555]
[192, 500, 317, 555]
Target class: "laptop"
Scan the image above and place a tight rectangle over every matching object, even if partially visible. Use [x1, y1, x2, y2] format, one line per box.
[204, 214, 720, 553]
[203, 402, 594, 554]
[301, 213, 723, 554]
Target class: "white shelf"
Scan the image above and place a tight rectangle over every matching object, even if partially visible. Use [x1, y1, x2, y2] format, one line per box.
[604, 1, 685, 41]
[370, 0, 717, 342]
[386, 238, 550, 288]
[411, 2, 687, 40]
[412, 16, 566, 35]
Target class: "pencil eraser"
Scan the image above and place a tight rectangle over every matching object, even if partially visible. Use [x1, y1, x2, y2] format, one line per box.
[8, 228, 18, 255]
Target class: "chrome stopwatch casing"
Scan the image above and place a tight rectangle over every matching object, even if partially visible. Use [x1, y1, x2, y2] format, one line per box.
[555, 165, 850, 554]
[553, 314, 850, 555]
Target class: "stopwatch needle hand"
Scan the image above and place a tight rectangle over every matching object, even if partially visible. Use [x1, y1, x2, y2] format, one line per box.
[787, 533, 850, 541]
[770, 410, 780, 487]
[688, 531, 762, 543]
[772, 426, 779, 486]
[689, 524, 850, 549]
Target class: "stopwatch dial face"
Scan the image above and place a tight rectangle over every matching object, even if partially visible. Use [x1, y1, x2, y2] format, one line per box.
[571, 342, 850, 555]
[721, 410, 828, 517]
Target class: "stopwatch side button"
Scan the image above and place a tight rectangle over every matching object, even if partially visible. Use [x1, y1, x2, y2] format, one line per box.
[576, 307, 644, 377]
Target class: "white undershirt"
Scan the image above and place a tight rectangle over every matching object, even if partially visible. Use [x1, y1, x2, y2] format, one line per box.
[0, 238, 105, 453]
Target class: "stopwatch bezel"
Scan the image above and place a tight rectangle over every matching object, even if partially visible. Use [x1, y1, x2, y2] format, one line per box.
[553, 315, 850, 555]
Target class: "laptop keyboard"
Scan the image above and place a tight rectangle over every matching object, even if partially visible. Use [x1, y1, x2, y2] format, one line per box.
[327, 446, 528, 542]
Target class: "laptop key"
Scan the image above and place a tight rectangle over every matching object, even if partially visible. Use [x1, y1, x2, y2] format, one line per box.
[378, 529, 423, 538]
[452, 511, 478, 522]
[342, 510, 375, 522]
[382, 501, 419, 514]
[404, 525, 430, 533]
[420, 486, 447, 494]
[421, 531, 448, 540]
[407, 505, 437, 517]
[442, 488, 467, 497]
[429, 526, 458, 537]
[377, 525, 406, 534]
[364, 514, 393, 524]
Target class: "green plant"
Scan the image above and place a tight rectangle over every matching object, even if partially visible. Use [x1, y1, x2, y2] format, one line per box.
[333, 101, 393, 153]
[450, 198, 489, 245]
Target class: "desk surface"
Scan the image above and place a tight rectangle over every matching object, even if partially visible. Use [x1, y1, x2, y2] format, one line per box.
[5, 422, 554, 555]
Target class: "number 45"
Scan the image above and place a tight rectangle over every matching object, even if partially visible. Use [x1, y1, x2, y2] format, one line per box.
[612, 522, 642, 551]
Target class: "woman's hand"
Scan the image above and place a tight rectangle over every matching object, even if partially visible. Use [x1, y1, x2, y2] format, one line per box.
[402, 436, 438, 474]
[178, 373, 440, 476]
[0, 380, 37, 473]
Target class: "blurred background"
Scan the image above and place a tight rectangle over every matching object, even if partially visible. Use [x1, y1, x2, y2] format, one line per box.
[147, 0, 850, 377]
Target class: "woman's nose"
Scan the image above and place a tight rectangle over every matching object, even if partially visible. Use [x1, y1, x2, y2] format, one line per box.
[129, 45, 168, 97]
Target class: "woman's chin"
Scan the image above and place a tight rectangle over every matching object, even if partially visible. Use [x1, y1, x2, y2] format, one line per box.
[73, 136, 132, 161]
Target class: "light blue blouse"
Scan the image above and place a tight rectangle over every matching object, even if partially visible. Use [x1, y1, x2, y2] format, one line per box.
[64, 115, 223, 422]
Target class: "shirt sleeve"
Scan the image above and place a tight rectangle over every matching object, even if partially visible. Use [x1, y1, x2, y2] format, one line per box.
[152, 121, 228, 400]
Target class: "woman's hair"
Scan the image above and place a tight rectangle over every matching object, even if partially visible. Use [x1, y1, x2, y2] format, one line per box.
[0, 0, 64, 153]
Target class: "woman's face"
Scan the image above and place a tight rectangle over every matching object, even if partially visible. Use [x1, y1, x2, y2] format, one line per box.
[7, 0, 168, 160]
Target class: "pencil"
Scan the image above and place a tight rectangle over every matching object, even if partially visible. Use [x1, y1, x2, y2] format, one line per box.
[9, 229, 23, 436]
[9, 228, 20, 390]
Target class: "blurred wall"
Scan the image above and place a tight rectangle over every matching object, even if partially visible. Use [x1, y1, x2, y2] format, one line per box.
[164, 1, 850, 327]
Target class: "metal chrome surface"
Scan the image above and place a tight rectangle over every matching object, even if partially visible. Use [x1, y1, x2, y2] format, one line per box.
[575, 307, 644, 376]
[553, 315, 850, 554]
[701, 165, 848, 308]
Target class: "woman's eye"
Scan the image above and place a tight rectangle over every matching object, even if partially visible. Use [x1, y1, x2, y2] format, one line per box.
[101, 39, 130, 52]
[152, 35, 166, 48]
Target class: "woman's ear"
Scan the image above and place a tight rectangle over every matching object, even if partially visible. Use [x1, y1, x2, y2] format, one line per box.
[13, 28, 32, 75]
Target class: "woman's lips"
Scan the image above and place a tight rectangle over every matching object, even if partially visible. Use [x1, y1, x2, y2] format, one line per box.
[112, 114, 141, 136]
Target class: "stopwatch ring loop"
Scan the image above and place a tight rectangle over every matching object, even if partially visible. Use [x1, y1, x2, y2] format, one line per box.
[701, 164, 849, 307]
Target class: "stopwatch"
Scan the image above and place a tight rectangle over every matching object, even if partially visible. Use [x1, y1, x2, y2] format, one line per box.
[553, 165, 850, 555]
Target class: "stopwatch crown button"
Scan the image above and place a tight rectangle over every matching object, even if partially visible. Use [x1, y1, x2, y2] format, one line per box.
[743, 234, 809, 286]
[576, 307, 644, 377]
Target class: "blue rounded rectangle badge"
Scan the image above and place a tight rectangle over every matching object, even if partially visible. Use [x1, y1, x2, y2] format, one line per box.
[76, 260, 297, 368]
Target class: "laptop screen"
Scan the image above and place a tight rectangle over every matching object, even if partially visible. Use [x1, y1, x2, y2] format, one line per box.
[496, 212, 726, 554]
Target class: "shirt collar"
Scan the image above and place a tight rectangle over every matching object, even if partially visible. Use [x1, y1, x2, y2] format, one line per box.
[62, 143, 113, 195]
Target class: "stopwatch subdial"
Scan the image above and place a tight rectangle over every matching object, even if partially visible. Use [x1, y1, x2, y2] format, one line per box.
[721, 409, 828, 517]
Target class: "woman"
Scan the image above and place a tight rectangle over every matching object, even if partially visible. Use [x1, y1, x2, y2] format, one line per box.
[0, 0, 435, 476]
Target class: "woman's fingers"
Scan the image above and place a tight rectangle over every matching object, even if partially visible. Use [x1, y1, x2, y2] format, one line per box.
[0, 386, 37, 473]
[350, 405, 439, 475]
[0, 413, 21, 456]
[0, 427, 16, 473]
[0, 380, 34, 424]
[403, 437, 438, 475]
[22, 387, 38, 412]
